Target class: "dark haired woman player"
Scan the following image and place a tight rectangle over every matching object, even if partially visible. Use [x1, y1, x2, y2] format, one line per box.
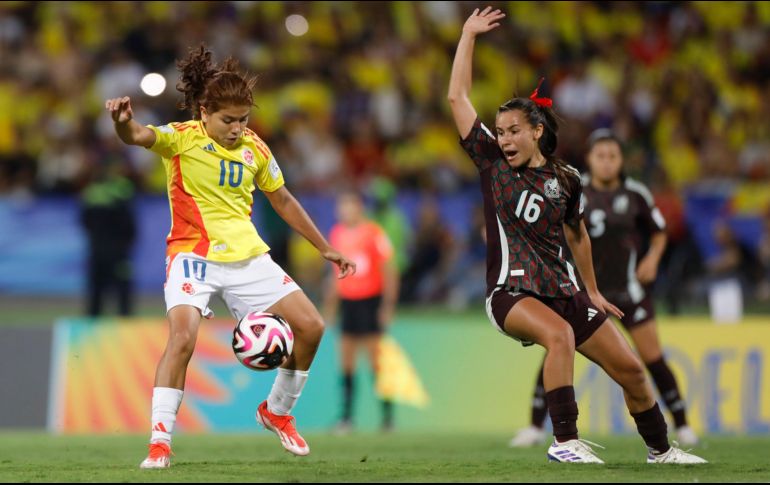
[447, 7, 705, 464]
[510, 129, 698, 449]
[107, 44, 355, 468]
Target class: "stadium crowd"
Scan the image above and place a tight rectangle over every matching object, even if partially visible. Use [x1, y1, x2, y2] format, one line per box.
[1, 1, 769, 310]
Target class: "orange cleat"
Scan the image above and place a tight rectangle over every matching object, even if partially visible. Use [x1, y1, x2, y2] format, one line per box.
[256, 400, 310, 456]
[139, 441, 172, 469]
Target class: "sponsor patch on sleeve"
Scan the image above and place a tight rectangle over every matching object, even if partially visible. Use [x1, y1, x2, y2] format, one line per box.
[268, 155, 281, 180]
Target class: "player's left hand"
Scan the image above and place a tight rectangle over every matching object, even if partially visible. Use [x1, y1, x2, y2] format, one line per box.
[323, 250, 357, 279]
[636, 256, 659, 285]
[588, 291, 624, 320]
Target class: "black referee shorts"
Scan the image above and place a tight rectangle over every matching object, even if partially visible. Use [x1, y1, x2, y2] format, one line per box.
[340, 296, 383, 336]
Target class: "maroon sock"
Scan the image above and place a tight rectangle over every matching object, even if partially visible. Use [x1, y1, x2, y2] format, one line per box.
[531, 364, 548, 428]
[646, 358, 688, 428]
[546, 386, 579, 442]
[632, 403, 671, 454]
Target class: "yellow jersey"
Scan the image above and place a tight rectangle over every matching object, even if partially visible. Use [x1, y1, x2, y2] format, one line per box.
[146, 120, 284, 262]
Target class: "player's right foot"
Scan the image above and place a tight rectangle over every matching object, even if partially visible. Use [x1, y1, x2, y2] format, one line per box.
[647, 445, 707, 464]
[675, 426, 699, 447]
[256, 400, 310, 456]
[139, 441, 171, 469]
[509, 425, 547, 448]
[547, 439, 605, 464]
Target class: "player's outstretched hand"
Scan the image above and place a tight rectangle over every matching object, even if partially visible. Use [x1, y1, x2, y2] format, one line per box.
[463, 6, 506, 36]
[105, 96, 134, 124]
[324, 249, 357, 279]
[588, 291, 624, 320]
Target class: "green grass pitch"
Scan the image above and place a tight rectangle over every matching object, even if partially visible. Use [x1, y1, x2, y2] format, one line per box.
[1, 432, 769, 482]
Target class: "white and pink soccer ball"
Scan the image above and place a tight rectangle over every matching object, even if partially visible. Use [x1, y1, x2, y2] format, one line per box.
[232, 312, 294, 371]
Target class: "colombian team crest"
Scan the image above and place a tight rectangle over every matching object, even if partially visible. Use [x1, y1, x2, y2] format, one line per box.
[242, 148, 254, 165]
[182, 283, 196, 295]
[544, 178, 561, 199]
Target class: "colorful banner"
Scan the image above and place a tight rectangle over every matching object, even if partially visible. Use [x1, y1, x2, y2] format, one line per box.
[49, 316, 770, 435]
[572, 319, 770, 435]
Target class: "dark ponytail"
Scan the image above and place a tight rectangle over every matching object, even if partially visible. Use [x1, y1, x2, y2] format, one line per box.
[497, 98, 575, 192]
[176, 43, 257, 119]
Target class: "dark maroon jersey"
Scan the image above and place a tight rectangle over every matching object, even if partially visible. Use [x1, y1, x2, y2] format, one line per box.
[460, 118, 584, 299]
[583, 178, 666, 303]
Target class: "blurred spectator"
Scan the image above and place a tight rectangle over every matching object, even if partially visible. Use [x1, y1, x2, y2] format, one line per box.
[284, 112, 343, 193]
[399, 199, 454, 304]
[706, 221, 763, 322]
[343, 117, 389, 185]
[757, 208, 770, 301]
[652, 169, 701, 315]
[445, 205, 487, 311]
[80, 157, 137, 317]
[0, 150, 35, 204]
[553, 57, 614, 124]
[369, 177, 412, 275]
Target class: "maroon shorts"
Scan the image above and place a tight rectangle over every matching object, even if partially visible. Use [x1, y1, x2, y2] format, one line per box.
[485, 288, 607, 347]
[612, 294, 656, 330]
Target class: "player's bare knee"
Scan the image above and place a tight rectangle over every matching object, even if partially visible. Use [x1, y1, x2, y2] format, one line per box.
[309, 315, 325, 340]
[292, 314, 325, 342]
[545, 325, 575, 353]
[168, 331, 196, 359]
[620, 359, 647, 390]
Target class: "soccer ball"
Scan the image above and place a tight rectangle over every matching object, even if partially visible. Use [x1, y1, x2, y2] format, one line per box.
[232, 312, 294, 371]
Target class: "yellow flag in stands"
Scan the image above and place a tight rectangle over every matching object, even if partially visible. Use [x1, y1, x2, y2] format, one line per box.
[376, 335, 429, 408]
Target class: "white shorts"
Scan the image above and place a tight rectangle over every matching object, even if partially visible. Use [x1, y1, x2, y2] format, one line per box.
[164, 252, 302, 321]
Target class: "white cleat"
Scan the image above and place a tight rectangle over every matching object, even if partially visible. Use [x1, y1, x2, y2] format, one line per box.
[509, 426, 547, 448]
[139, 441, 172, 469]
[547, 439, 605, 464]
[675, 426, 699, 447]
[648, 444, 708, 464]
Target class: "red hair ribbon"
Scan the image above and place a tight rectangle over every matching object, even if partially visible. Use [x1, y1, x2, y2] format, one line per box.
[529, 77, 553, 108]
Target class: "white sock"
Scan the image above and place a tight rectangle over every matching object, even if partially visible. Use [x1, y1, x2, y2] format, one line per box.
[150, 387, 184, 443]
[267, 368, 309, 416]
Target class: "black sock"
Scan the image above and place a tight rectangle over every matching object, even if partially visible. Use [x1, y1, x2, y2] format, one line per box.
[646, 358, 688, 428]
[342, 373, 353, 422]
[382, 400, 393, 428]
[532, 364, 548, 428]
[546, 386, 579, 442]
[632, 403, 670, 454]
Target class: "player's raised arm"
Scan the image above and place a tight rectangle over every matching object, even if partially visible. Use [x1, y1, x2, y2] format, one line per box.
[447, 6, 505, 139]
[106, 96, 156, 148]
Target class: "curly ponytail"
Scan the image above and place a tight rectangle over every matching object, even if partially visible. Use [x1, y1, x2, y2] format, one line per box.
[176, 43, 257, 119]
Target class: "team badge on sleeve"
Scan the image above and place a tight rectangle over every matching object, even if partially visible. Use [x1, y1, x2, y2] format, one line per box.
[159, 124, 174, 134]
